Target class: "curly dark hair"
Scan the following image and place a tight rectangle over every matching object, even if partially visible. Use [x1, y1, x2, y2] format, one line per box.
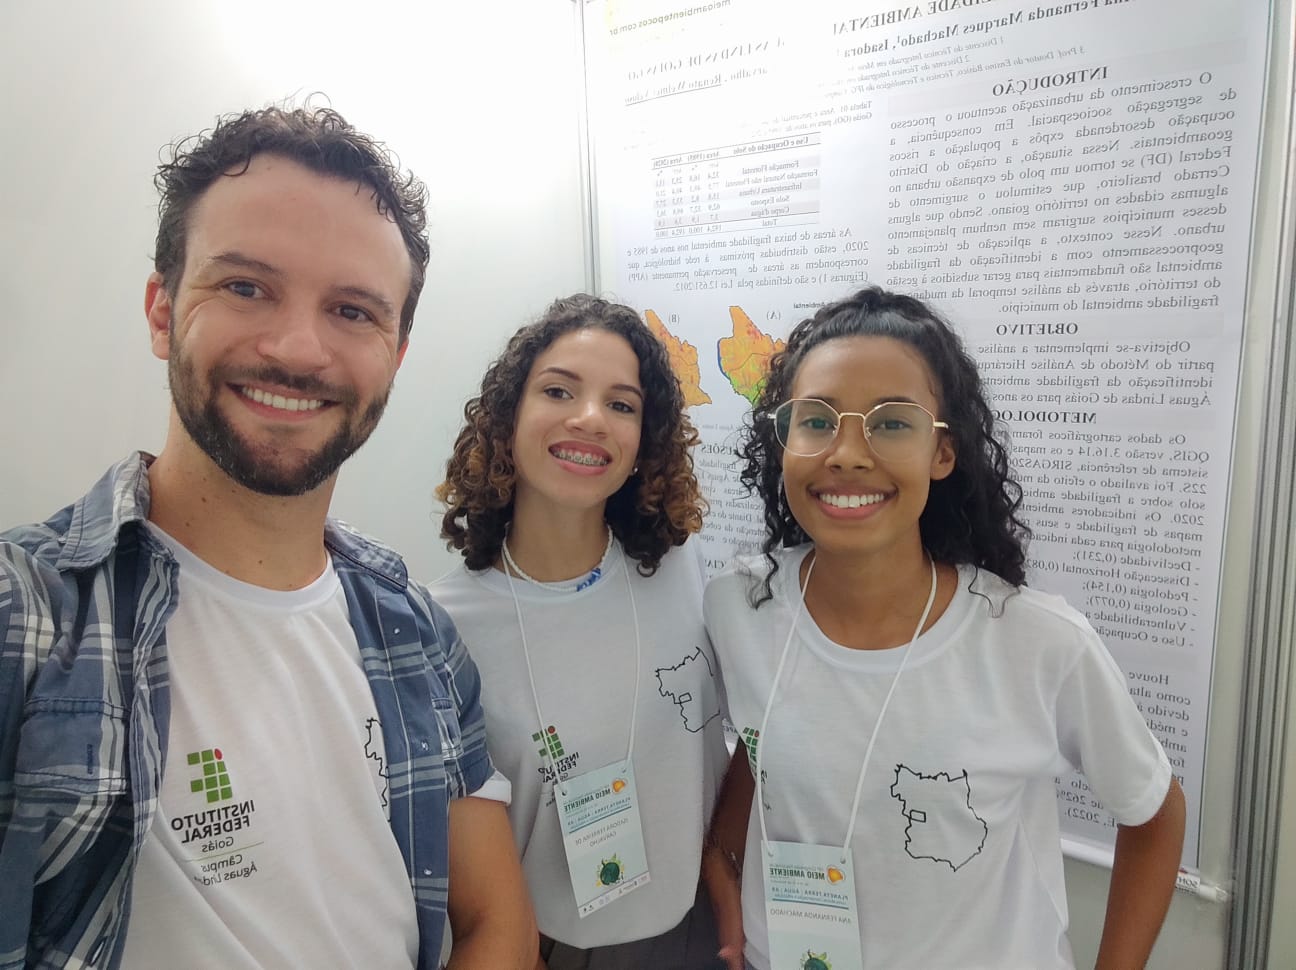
[438, 294, 706, 574]
[153, 103, 430, 342]
[740, 285, 1030, 605]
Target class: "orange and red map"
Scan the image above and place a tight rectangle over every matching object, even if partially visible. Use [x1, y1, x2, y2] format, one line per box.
[645, 306, 785, 407]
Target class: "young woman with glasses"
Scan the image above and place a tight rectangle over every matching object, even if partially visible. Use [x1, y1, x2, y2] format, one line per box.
[702, 287, 1185, 970]
[432, 294, 729, 970]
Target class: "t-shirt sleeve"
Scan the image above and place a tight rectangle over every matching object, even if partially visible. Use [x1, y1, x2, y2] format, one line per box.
[684, 534, 710, 587]
[1054, 620, 1173, 826]
[468, 769, 513, 804]
[422, 591, 495, 799]
[679, 541, 727, 711]
[702, 575, 725, 716]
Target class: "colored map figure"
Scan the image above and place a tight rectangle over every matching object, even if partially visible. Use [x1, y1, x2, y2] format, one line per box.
[717, 306, 786, 404]
[645, 309, 713, 406]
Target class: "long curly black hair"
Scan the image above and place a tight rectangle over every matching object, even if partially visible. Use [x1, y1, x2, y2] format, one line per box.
[437, 294, 705, 574]
[740, 286, 1030, 605]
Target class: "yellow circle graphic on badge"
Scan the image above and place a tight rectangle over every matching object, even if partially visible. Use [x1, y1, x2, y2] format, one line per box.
[825, 866, 845, 884]
[597, 854, 624, 886]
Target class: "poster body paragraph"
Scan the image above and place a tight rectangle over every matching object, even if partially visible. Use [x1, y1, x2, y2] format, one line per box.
[588, 0, 1269, 865]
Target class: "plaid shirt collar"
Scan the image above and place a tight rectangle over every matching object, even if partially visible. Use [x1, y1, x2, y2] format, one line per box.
[58, 452, 408, 589]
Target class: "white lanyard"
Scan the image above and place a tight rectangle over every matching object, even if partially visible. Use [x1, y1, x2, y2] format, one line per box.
[756, 552, 938, 858]
[502, 539, 642, 796]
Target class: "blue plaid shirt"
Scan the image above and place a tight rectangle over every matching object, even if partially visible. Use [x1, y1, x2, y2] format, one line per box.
[0, 454, 493, 969]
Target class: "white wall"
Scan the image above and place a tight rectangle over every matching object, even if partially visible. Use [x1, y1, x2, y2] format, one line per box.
[0, 0, 588, 582]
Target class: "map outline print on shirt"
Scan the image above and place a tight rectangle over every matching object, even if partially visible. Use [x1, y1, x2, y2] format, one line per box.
[716, 306, 786, 405]
[889, 764, 987, 872]
[645, 309, 713, 407]
[364, 717, 389, 810]
[654, 645, 723, 732]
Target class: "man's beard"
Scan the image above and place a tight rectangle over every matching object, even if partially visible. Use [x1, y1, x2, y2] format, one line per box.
[168, 349, 390, 497]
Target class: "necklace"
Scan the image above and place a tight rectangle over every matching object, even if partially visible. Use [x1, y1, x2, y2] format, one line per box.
[501, 525, 615, 592]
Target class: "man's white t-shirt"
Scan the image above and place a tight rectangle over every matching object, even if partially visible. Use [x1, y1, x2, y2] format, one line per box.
[705, 547, 1173, 970]
[121, 525, 418, 969]
[431, 539, 728, 949]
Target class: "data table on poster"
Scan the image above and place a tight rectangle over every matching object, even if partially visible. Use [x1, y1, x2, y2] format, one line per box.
[652, 133, 822, 236]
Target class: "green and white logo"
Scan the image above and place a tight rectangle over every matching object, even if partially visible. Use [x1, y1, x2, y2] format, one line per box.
[740, 726, 760, 773]
[533, 725, 566, 763]
[187, 747, 233, 804]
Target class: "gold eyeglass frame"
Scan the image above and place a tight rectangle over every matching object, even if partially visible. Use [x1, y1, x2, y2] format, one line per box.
[772, 398, 951, 460]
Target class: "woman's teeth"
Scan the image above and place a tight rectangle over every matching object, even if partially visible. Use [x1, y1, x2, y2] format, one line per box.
[817, 492, 885, 509]
[553, 448, 609, 466]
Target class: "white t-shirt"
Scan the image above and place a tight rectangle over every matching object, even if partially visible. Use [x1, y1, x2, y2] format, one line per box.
[705, 546, 1172, 970]
[430, 539, 728, 948]
[121, 526, 418, 969]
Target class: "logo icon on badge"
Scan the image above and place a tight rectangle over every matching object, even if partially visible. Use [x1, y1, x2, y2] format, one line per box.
[597, 854, 624, 886]
[825, 865, 845, 884]
[801, 951, 832, 970]
[611, 777, 627, 793]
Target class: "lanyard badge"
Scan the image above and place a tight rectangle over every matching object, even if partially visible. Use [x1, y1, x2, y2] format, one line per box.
[502, 540, 650, 918]
[763, 841, 862, 970]
[756, 554, 938, 969]
[557, 760, 651, 916]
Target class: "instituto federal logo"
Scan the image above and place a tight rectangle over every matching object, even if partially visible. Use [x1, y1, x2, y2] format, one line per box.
[187, 747, 233, 804]
[741, 726, 773, 813]
[740, 726, 760, 772]
[533, 724, 581, 784]
[533, 725, 566, 762]
[171, 745, 257, 848]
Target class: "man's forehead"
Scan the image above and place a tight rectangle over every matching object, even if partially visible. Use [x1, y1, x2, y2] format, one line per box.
[197, 153, 382, 214]
[182, 154, 410, 287]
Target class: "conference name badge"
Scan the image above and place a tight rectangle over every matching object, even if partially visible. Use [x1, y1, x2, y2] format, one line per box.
[556, 761, 650, 917]
[762, 840, 863, 970]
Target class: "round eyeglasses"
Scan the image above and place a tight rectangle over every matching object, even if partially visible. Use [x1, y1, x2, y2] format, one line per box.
[772, 399, 950, 461]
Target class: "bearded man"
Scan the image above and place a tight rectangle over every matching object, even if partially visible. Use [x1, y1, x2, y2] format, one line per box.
[0, 105, 536, 970]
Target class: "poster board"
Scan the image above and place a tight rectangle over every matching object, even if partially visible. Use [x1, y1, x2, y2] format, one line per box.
[583, 0, 1272, 871]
